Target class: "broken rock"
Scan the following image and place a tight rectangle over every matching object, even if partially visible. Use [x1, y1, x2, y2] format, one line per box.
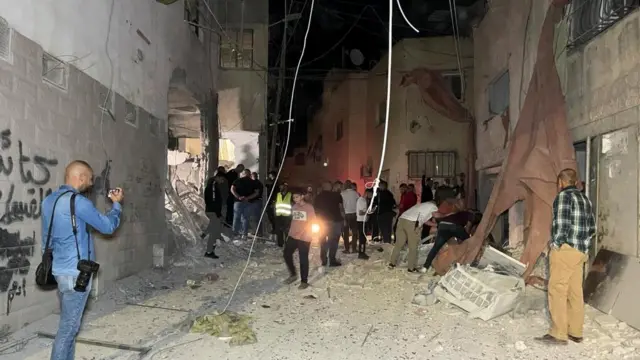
[514, 341, 527, 351]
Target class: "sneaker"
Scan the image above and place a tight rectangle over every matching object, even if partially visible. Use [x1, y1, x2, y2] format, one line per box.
[407, 268, 418, 273]
[298, 282, 310, 290]
[358, 252, 370, 260]
[204, 252, 219, 259]
[200, 232, 207, 239]
[329, 261, 342, 267]
[419, 267, 428, 274]
[342, 249, 351, 254]
[388, 263, 396, 269]
[283, 275, 297, 285]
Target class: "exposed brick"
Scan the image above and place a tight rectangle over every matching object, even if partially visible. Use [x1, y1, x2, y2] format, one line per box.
[0, 67, 14, 92]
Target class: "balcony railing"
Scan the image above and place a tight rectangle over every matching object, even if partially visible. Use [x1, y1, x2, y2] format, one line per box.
[567, 0, 640, 49]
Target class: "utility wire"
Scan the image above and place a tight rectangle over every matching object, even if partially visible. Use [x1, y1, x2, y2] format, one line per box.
[220, 0, 316, 314]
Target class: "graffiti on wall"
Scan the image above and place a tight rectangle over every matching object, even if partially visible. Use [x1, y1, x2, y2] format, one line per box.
[0, 129, 58, 314]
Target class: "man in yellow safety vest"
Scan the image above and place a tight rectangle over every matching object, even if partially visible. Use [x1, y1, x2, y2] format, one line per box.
[274, 181, 293, 247]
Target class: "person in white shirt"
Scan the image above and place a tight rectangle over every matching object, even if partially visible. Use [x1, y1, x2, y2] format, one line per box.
[341, 181, 361, 254]
[355, 188, 373, 259]
[388, 201, 438, 272]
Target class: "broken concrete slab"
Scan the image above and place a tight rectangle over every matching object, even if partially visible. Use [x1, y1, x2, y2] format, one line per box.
[434, 264, 524, 321]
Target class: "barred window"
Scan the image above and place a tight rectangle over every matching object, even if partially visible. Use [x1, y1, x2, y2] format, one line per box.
[568, 0, 639, 48]
[407, 151, 456, 179]
[220, 29, 254, 69]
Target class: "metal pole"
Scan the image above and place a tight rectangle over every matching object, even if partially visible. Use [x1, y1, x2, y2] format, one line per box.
[269, 0, 288, 171]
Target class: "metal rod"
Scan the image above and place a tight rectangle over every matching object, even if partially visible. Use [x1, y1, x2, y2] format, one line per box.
[0, 334, 38, 353]
[36, 331, 151, 354]
[125, 302, 191, 313]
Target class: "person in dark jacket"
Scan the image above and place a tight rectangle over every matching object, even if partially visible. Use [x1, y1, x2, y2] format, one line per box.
[224, 164, 244, 226]
[265, 171, 277, 236]
[202, 169, 228, 259]
[372, 180, 396, 244]
[421, 175, 434, 203]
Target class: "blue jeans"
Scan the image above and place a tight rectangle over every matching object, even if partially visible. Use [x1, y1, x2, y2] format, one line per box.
[320, 221, 342, 264]
[233, 201, 250, 235]
[51, 275, 92, 360]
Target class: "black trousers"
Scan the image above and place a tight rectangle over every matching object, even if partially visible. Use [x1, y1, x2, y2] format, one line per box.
[424, 222, 470, 269]
[225, 196, 235, 226]
[266, 203, 276, 234]
[343, 213, 359, 252]
[274, 216, 291, 247]
[357, 221, 367, 253]
[378, 212, 394, 244]
[284, 238, 311, 283]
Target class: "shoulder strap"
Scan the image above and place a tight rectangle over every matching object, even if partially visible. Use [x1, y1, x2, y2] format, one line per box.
[69, 193, 90, 261]
[44, 190, 74, 252]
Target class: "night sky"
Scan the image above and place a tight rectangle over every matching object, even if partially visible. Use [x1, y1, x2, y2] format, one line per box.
[267, 0, 479, 153]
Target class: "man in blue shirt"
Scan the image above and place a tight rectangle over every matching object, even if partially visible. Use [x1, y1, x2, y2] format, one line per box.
[41, 160, 123, 360]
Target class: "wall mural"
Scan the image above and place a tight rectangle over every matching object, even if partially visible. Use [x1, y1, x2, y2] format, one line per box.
[0, 129, 58, 315]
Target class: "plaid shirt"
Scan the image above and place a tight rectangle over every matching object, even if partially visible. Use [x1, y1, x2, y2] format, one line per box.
[551, 186, 596, 253]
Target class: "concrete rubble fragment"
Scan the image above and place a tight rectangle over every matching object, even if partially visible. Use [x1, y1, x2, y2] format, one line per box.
[190, 312, 257, 346]
[433, 264, 524, 321]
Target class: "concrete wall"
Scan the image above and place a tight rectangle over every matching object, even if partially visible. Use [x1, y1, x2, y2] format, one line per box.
[474, 1, 640, 255]
[0, 0, 214, 332]
[367, 37, 474, 197]
[284, 37, 474, 198]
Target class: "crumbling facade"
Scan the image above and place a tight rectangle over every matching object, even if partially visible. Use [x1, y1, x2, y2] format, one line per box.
[474, 0, 640, 262]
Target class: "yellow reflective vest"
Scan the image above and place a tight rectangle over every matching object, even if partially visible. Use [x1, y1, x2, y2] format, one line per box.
[275, 192, 292, 216]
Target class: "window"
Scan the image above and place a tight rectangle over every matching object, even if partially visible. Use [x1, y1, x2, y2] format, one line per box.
[568, 0, 639, 48]
[42, 53, 68, 90]
[488, 71, 509, 116]
[220, 29, 254, 69]
[442, 72, 463, 100]
[0, 17, 12, 63]
[124, 102, 138, 128]
[184, 0, 201, 38]
[335, 120, 344, 141]
[376, 102, 386, 126]
[407, 151, 456, 179]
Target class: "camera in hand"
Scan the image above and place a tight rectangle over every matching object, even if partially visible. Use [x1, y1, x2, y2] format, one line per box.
[75, 260, 100, 292]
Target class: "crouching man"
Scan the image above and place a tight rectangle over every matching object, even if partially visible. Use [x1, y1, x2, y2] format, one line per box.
[283, 190, 316, 290]
[42, 160, 123, 360]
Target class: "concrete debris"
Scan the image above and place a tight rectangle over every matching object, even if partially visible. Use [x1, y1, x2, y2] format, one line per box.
[434, 264, 524, 321]
[514, 341, 527, 351]
[190, 312, 257, 346]
[477, 245, 527, 277]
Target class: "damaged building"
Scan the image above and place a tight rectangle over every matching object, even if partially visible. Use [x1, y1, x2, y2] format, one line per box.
[0, 0, 267, 333]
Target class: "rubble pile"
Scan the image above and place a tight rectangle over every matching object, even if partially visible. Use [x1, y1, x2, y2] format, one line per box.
[191, 312, 257, 346]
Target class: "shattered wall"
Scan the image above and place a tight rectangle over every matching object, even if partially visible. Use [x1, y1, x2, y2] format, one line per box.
[220, 131, 261, 173]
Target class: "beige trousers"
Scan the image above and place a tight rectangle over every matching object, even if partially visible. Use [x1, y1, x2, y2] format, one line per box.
[389, 218, 420, 269]
[548, 243, 588, 340]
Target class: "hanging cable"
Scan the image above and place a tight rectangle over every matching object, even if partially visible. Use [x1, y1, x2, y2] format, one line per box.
[448, 0, 465, 97]
[220, 0, 316, 314]
[396, 0, 419, 33]
[365, 0, 393, 218]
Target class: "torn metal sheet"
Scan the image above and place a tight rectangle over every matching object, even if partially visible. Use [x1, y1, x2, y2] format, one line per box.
[476, 246, 527, 277]
[434, 264, 524, 321]
[584, 249, 640, 331]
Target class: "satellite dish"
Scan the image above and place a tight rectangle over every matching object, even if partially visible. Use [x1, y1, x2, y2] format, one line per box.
[349, 49, 364, 66]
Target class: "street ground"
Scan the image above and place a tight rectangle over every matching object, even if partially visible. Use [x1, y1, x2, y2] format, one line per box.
[2, 240, 639, 360]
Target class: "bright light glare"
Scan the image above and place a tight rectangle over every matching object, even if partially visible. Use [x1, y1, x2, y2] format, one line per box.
[311, 223, 320, 233]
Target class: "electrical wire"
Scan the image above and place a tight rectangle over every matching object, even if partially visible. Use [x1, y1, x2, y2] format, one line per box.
[448, 0, 465, 97]
[365, 0, 393, 217]
[220, 0, 316, 314]
[298, 5, 368, 67]
[396, 0, 419, 33]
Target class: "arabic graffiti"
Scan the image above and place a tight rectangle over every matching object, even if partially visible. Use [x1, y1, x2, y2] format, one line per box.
[0, 128, 59, 314]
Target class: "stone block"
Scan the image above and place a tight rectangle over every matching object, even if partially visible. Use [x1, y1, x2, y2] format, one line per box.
[13, 76, 37, 105]
[36, 84, 61, 111]
[0, 91, 25, 120]
[0, 67, 14, 92]
[11, 32, 41, 62]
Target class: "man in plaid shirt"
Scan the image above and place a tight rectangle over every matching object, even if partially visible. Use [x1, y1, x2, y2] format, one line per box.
[536, 168, 596, 345]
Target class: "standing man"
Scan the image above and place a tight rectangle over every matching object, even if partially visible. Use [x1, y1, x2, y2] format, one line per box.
[274, 181, 293, 247]
[202, 169, 227, 259]
[341, 180, 360, 253]
[314, 181, 344, 266]
[230, 169, 259, 239]
[250, 172, 265, 236]
[283, 190, 316, 290]
[373, 180, 396, 244]
[356, 188, 373, 259]
[536, 168, 595, 345]
[225, 164, 244, 226]
[421, 175, 434, 203]
[42, 160, 123, 360]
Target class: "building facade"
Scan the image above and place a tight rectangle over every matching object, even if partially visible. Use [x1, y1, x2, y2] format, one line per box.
[0, 0, 216, 331]
[474, 0, 640, 258]
[284, 37, 474, 199]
